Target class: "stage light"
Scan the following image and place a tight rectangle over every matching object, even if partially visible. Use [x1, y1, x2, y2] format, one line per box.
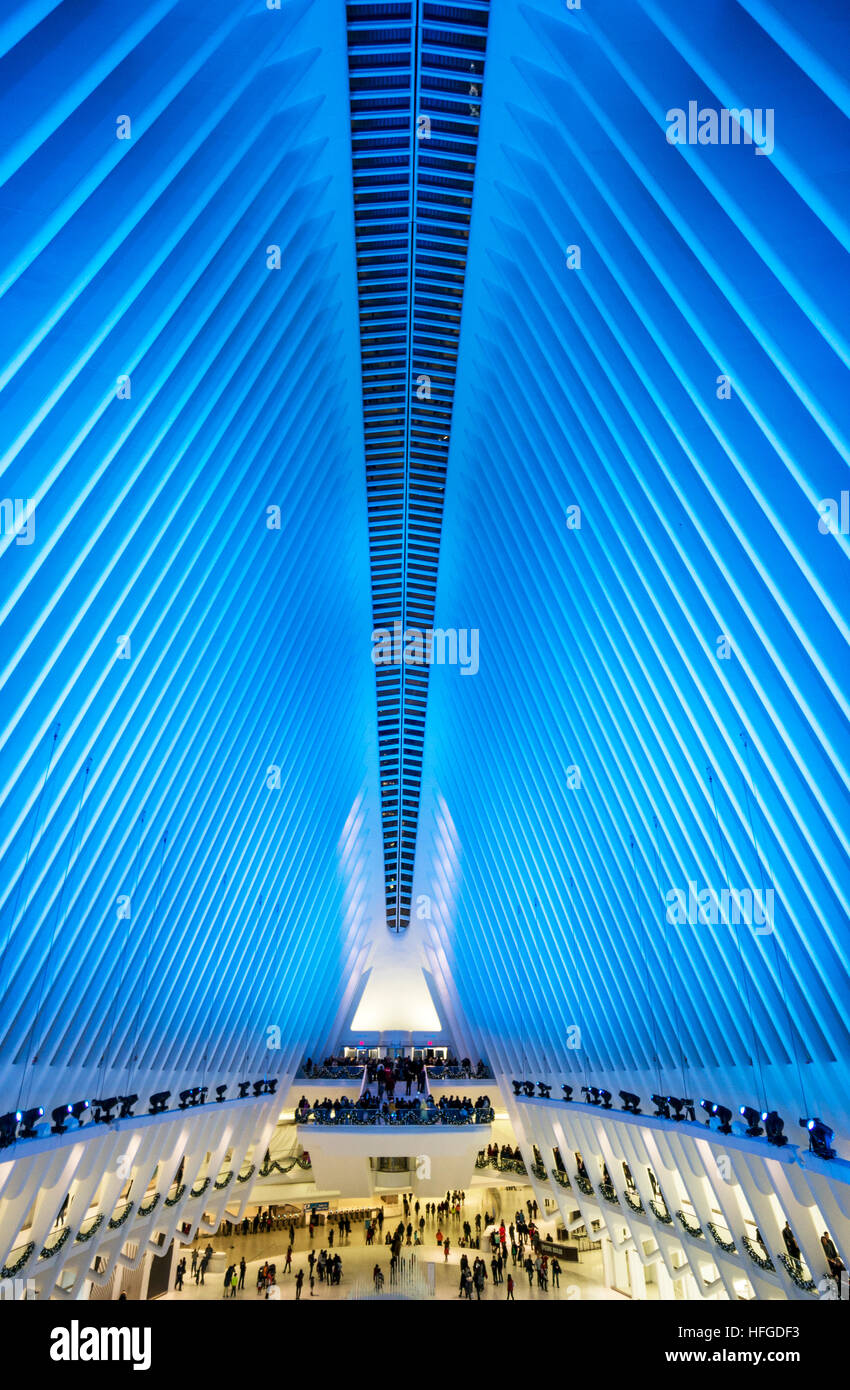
[537, 1082, 551, 1099]
[620, 1091, 641, 1114]
[762, 1110, 787, 1146]
[118, 1095, 138, 1119]
[700, 1099, 716, 1123]
[667, 1096, 695, 1122]
[238, 1082, 251, 1099]
[511, 1080, 523, 1096]
[522, 1081, 536, 1097]
[253, 1080, 265, 1097]
[71, 1100, 90, 1125]
[149, 1091, 170, 1115]
[712, 1104, 733, 1134]
[51, 1104, 73, 1134]
[561, 1083, 574, 1101]
[215, 1085, 227, 1103]
[652, 1094, 671, 1118]
[18, 1106, 44, 1138]
[179, 1089, 195, 1109]
[581, 1086, 598, 1105]
[266, 1078, 278, 1095]
[800, 1117, 836, 1160]
[740, 1106, 763, 1137]
[92, 1098, 118, 1124]
[0, 1113, 18, 1148]
[598, 1089, 612, 1109]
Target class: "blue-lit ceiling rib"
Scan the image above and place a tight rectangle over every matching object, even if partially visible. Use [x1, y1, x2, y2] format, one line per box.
[346, 0, 489, 931]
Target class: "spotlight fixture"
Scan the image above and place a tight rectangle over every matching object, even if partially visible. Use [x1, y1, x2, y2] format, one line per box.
[700, 1098, 718, 1124]
[620, 1091, 641, 1114]
[537, 1082, 552, 1099]
[667, 1097, 696, 1123]
[522, 1081, 536, 1097]
[92, 1098, 118, 1124]
[237, 1081, 252, 1099]
[800, 1117, 836, 1160]
[149, 1091, 170, 1115]
[712, 1104, 733, 1134]
[51, 1104, 73, 1134]
[252, 1080, 265, 1098]
[18, 1106, 44, 1138]
[561, 1083, 574, 1101]
[215, 1085, 228, 1103]
[0, 1113, 19, 1148]
[265, 1078, 278, 1095]
[652, 1094, 671, 1119]
[598, 1089, 613, 1109]
[118, 1095, 138, 1120]
[581, 1086, 598, 1105]
[740, 1106, 763, 1137]
[70, 1100, 90, 1125]
[179, 1088, 198, 1109]
[511, 1081, 523, 1096]
[762, 1110, 787, 1147]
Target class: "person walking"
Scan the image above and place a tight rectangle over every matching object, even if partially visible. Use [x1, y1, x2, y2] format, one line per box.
[284, 1246, 292, 1274]
[506, 1273, 515, 1301]
[174, 1259, 184, 1292]
[191, 1249, 198, 1277]
[295, 1269, 304, 1300]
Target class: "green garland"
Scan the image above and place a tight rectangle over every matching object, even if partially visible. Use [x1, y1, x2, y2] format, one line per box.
[214, 1171, 233, 1190]
[258, 1155, 312, 1178]
[743, 1235, 775, 1272]
[108, 1203, 135, 1230]
[236, 1165, 256, 1184]
[40, 1226, 72, 1260]
[649, 1199, 672, 1225]
[624, 1189, 645, 1214]
[778, 1253, 817, 1292]
[676, 1211, 704, 1239]
[138, 1193, 160, 1217]
[707, 1222, 737, 1254]
[551, 1169, 571, 1189]
[575, 1174, 595, 1197]
[599, 1182, 620, 1206]
[189, 1178, 210, 1198]
[75, 1215, 105, 1243]
[164, 1184, 186, 1207]
[1, 1242, 35, 1278]
[530, 1162, 548, 1182]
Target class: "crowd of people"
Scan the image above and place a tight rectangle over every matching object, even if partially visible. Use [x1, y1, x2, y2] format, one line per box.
[295, 1091, 494, 1125]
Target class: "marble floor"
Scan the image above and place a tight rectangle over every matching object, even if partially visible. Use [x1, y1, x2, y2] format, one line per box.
[158, 1186, 627, 1303]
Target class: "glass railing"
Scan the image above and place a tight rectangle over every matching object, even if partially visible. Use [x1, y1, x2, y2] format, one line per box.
[297, 1105, 494, 1126]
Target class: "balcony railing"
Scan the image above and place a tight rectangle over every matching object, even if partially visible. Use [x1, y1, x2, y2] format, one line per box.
[297, 1105, 493, 1127]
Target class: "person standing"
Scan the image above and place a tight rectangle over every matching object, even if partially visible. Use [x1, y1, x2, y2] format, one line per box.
[294, 1269, 304, 1300]
[506, 1273, 515, 1301]
[284, 1245, 292, 1273]
[238, 1256, 246, 1290]
[551, 1257, 561, 1288]
[174, 1259, 184, 1291]
[230, 1270, 238, 1298]
[191, 1248, 198, 1277]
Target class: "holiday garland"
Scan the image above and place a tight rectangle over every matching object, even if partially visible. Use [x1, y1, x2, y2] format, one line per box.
[164, 1184, 186, 1207]
[530, 1162, 548, 1182]
[778, 1253, 818, 1292]
[75, 1214, 105, 1243]
[676, 1211, 704, 1239]
[214, 1171, 233, 1190]
[189, 1178, 210, 1198]
[551, 1169, 571, 1189]
[138, 1193, 160, 1217]
[575, 1174, 595, 1197]
[743, 1235, 775, 1271]
[599, 1182, 620, 1206]
[108, 1203, 135, 1230]
[1, 1242, 35, 1278]
[236, 1165, 256, 1184]
[40, 1226, 72, 1260]
[649, 1198, 673, 1225]
[624, 1189, 645, 1214]
[706, 1222, 737, 1254]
